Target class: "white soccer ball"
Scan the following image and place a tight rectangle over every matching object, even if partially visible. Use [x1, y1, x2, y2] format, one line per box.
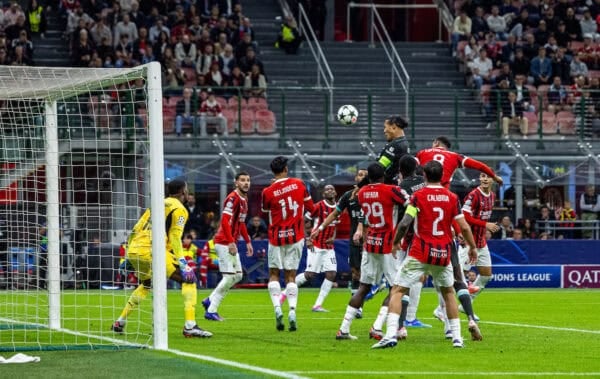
[336, 104, 358, 126]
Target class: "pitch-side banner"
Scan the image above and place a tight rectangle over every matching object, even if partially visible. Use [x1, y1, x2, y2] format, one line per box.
[562, 265, 600, 288]
[486, 265, 562, 288]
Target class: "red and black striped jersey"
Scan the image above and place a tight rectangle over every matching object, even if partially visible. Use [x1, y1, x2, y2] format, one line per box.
[307, 200, 337, 249]
[462, 187, 495, 248]
[357, 183, 409, 254]
[261, 177, 314, 246]
[214, 190, 250, 245]
[409, 185, 463, 266]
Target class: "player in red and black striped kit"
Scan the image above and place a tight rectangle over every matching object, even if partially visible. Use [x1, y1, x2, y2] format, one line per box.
[201, 171, 253, 321]
[458, 172, 500, 304]
[336, 163, 409, 340]
[292, 184, 339, 312]
[261, 156, 314, 332]
[415, 136, 500, 331]
[372, 160, 479, 349]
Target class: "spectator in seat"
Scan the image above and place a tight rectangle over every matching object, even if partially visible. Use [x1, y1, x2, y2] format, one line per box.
[198, 89, 227, 136]
[508, 8, 533, 41]
[511, 48, 531, 81]
[205, 60, 225, 89]
[495, 62, 514, 85]
[542, 7, 559, 35]
[71, 28, 94, 67]
[5, 13, 27, 42]
[471, 7, 488, 41]
[90, 16, 112, 47]
[512, 75, 535, 112]
[547, 76, 570, 113]
[239, 46, 263, 75]
[484, 32, 503, 65]
[0, 48, 9, 65]
[10, 44, 31, 65]
[244, 63, 267, 98]
[225, 65, 245, 97]
[131, 26, 150, 65]
[551, 47, 571, 85]
[174, 33, 196, 68]
[188, 15, 203, 41]
[128, 0, 145, 29]
[451, 11, 471, 58]
[501, 91, 528, 138]
[468, 48, 493, 89]
[554, 21, 571, 48]
[97, 36, 114, 64]
[530, 46, 552, 86]
[570, 52, 589, 81]
[557, 200, 577, 239]
[196, 28, 213, 56]
[500, 0, 519, 20]
[501, 34, 518, 64]
[219, 43, 236, 77]
[25, 0, 46, 38]
[114, 33, 133, 65]
[247, 216, 267, 240]
[140, 45, 156, 64]
[152, 30, 171, 62]
[4, 1, 24, 28]
[210, 16, 231, 43]
[536, 205, 556, 235]
[579, 185, 600, 238]
[578, 34, 598, 69]
[175, 87, 197, 137]
[487, 5, 508, 41]
[568, 75, 586, 107]
[519, 218, 537, 239]
[564, 7, 581, 42]
[522, 33, 539, 61]
[11, 29, 33, 60]
[463, 35, 480, 64]
[580, 8, 599, 42]
[275, 15, 301, 55]
[554, 0, 570, 21]
[511, 228, 524, 240]
[493, 215, 514, 239]
[543, 35, 560, 57]
[113, 13, 138, 47]
[196, 43, 218, 76]
[149, 18, 170, 44]
[534, 20, 550, 46]
[235, 32, 258, 61]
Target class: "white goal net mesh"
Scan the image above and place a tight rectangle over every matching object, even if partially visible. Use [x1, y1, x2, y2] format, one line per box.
[0, 65, 161, 351]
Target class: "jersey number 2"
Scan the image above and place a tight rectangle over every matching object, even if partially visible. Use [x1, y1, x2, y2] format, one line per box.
[432, 207, 444, 236]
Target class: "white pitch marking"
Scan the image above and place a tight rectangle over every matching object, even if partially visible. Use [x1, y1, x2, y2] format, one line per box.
[290, 371, 600, 376]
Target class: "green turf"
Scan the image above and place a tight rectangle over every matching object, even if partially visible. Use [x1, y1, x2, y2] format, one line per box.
[1, 288, 599, 378]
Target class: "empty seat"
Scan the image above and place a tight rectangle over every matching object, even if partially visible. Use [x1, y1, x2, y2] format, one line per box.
[240, 109, 255, 134]
[523, 111, 538, 134]
[246, 97, 268, 111]
[556, 111, 576, 135]
[222, 108, 238, 134]
[255, 110, 276, 134]
[228, 96, 246, 111]
[540, 111, 558, 134]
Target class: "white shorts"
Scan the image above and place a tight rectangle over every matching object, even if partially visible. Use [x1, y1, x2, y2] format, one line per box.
[458, 245, 491, 271]
[394, 256, 454, 289]
[268, 240, 304, 271]
[215, 243, 243, 273]
[359, 252, 398, 286]
[305, 247, 337, 273]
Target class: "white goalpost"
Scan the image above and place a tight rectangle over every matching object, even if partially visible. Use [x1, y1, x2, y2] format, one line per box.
[0, 62, 167, 351]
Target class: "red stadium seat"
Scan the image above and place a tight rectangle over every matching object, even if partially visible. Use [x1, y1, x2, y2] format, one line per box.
[523, 111, 538, 134]
[162, 103, 176, 134]
[240, 109, 255, 134]
[526, 85, 537, 105]
[246, 97, 268, 111]
[228, 96, 246, 111]
[556, 111, 577, 135]
[589, 70, 600, 79]
[480, 84, 492, 104]
[222, 108, 238, 134]
[457, 40, 468, 60]
[570, 41, 584, 51]
[255, 110, 276, 134]
[536, 85, 551, 109]
[181, 67, 197, 86]
[215, 96, 228, 109]
[541, 111, 558, 134]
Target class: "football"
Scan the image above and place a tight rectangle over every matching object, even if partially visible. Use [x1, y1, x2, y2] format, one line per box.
[336, 104, 358, 126]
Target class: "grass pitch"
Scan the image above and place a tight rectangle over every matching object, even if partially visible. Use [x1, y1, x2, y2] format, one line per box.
[1, 288, 599, 378]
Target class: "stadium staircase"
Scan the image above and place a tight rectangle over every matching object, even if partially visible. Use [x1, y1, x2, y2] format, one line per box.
[32, 8, 70, 67]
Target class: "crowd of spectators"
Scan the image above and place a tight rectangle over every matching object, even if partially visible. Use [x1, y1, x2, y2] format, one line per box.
[0, 0, 46, 66]
[452, 0, 600, 138]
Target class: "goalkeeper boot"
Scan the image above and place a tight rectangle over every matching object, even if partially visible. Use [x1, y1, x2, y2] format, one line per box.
[111, 320, 125, 334]
[183, 325, 213, 338]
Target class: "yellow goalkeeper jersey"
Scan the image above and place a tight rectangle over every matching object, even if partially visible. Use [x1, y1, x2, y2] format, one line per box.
[128, 197, 189, 260]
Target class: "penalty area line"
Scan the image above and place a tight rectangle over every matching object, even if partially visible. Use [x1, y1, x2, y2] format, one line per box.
[167, 348, 310, 379]
[289, 371, 600, 376]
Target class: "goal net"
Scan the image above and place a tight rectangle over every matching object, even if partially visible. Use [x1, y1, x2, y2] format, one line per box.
[0, 63, 167, 351]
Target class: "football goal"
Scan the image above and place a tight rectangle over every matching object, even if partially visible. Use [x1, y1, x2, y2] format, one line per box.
[0, 62, 168, 351]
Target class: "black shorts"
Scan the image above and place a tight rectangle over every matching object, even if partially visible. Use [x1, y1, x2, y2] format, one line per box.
[348, 243, 363, 271]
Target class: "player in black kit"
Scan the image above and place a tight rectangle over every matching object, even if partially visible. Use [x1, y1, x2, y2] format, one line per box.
[377, 115, 410, 184]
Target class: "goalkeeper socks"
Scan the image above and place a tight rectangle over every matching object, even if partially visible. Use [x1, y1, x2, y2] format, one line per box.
[472, 274, 491, 300]
[406, 281, 423, 321]
[182, 282, 197, 323]
[268, 281, 282, 308]
[314, 279, 333, 308]
[340, 305, 358, 333]
[286, 282, 298, 310]
[399, 295, 410, 326]
[208, 274, 235, 313]
[372, 305, 388, 330]
[384, 312, 400, 340]
[119, 284, 149, 321]
[295, 273, 307, 287]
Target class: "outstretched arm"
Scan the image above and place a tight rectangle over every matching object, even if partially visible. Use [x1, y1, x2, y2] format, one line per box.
[464, 157, 503, 185]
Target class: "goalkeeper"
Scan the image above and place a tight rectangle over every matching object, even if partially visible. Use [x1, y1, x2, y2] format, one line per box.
[112, 178, 212, 338]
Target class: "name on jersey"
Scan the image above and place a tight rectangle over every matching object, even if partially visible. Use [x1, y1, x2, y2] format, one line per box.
[278, 229, 295, 238]
[427, 194, 449, 202]
[429, 247, 448, 259]
[273, 183, 298, 196]
[366, 235, 383, 246]
[364, 191, 379, 199]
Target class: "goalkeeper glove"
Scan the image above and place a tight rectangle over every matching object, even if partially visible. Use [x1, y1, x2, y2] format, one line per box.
[178, 258, 197, 284]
